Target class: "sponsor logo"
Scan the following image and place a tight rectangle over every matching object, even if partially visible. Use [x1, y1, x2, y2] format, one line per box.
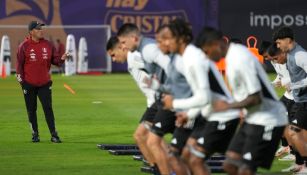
[106, 0, 149, 11]
[105, 0, 188, 36]
[154, 122, 162, 128]
[30, 53, 36, 61]
[197, 137, 204, 145]
[243, 152, 252, 160]
[250, 12, 307, 29]
[171, 138, 177, 145]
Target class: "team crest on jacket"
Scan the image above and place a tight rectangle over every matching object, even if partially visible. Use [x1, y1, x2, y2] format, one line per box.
[30, 53, 36, 61]
[42, 47, 48, 59]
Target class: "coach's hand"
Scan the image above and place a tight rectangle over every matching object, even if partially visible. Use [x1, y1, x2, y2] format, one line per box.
[175, 112, 188, 127]
[213, 100, 229, 112]
[162, 94, 173, 110]
[61, 52, 72, 60]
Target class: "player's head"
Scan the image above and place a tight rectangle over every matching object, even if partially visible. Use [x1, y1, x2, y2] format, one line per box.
[106, 36, 128, 63]
[195, 27, 225, 62]
[117, 23, 141, 52]
[167, 18, 193, 54]
[155, 24, 171, 55]
[259, 41, 273, 61]
[268, 43, 287, 64]
[273, 26, 294, 53]
[28, 21, 45, 40]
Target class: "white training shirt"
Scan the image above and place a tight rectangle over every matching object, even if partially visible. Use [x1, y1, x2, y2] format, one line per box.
[127, 51, 155, 107]
[225, 43, 288, 127]
[204, 60, 240, 122]
[271, 61, 293, 100]
[139, 37, 170, 74]
[172, 44, 211, 112]
[172, 44, 239, 122]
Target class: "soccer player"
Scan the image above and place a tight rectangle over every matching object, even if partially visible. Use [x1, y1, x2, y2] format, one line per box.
[206, 27, 288, 175]
[259, 41, 295, 159]
[163, 24, 240, 175]
[267, 43, 305, 173]
[151, 23, 199, 175]
[117, 23, 174, 174]
[272, 26, 307, 174]
[106, 36, 158, 171]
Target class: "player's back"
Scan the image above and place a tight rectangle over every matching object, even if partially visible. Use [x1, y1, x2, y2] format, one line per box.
[226, 43, 288, 127]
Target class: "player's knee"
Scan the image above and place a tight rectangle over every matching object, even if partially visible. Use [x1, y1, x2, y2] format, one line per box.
[223, 151, 242, 174]
[133, 128, 143, 142]
[188, 154, 203, 168]
[133, 131, 141, 143]
[147, 134, 160, 148]
[223, 162, 234, 173]
[238, 164, 256, 175]
[181, 146, 190, 162]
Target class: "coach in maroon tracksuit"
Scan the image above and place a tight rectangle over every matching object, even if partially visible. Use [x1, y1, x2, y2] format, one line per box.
[16, 21, 70, 143]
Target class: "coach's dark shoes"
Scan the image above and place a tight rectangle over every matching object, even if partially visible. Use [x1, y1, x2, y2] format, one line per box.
[32, 132, 40, 143]
[51, 132, 62, 143]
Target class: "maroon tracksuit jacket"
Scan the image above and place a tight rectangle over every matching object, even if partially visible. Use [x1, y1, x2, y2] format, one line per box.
[16, 37, 64, 86]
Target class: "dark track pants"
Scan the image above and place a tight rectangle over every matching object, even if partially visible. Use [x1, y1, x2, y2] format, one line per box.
[22, 81, 56, 134]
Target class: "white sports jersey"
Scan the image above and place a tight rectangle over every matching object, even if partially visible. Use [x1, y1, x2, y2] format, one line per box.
[127, 51, 155, 107]
[172, 45, 211, 111]
[226, 43, 288, 126]
[138, 37, 170, 74]
[172, 44, 239, 122]
[204, 61, 240, 122]
[271, 61, 293, 100]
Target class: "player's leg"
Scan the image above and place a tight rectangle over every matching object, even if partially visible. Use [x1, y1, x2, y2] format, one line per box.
[37, 81, 60, 142]
[134, 103, 157, 166]
[276, 96, 293, 158]
[238, 124, 284, 175]
[189, 119, 240, 175]
[223, 123, 247, 175]
[147, 108, 176, 175]
[168, 127, 192, 175]
[134, 123, 155, 165]
[22, 82, 39, 142]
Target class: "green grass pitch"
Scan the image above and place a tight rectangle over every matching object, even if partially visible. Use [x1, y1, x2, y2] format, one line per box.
[0, 73, 291, 175]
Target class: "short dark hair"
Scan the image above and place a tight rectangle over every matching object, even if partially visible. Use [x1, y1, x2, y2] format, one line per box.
[168, 18, 193, 44]
[117, 23, 140, 37]
[195, 27, 223, 48]
[268, 43, 281, 57]
[106, 36, 119, 51]
[258, 41, 272, 55]
[272, 26, 294, 41]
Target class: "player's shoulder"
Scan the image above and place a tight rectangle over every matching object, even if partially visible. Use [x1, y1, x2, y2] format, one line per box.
[227, 43, 255, 63]
[140, 37, 156, 51]
[127, 51, 146, 70]
[294, 47, 307, 61]
[184, 44, 207, 61]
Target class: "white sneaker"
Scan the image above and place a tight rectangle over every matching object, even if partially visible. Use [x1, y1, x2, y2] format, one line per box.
[281, 163, 304, 172]
[275, 146, 290, 157]
[278, 154, 295, 161]
[295, 166, 307, 174]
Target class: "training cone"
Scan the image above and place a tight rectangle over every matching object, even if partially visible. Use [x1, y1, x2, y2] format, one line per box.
[63, 83, 76, 94]
[1, 64, 6, 79]
[246, 36, 264, 64]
